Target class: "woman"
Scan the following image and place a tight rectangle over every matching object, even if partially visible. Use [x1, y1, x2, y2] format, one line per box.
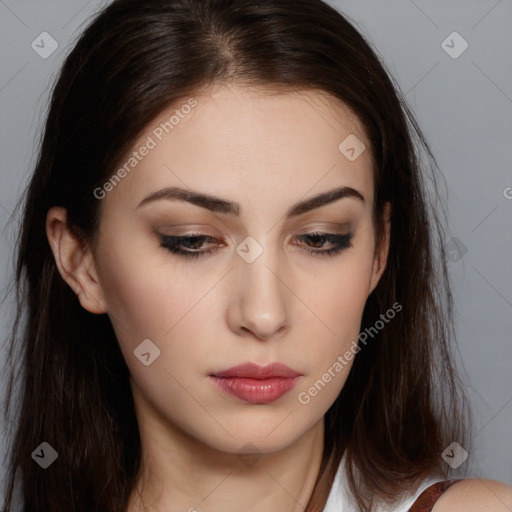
[2, 0, 511, 510]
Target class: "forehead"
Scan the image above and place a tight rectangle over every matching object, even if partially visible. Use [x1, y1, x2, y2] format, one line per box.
[103, 83, 374, 214]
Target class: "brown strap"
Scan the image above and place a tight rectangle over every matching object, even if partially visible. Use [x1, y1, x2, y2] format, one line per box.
[407, 479, 464, 512]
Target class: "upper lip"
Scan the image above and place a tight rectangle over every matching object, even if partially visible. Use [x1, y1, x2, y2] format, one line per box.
[211, 362, 302, 379]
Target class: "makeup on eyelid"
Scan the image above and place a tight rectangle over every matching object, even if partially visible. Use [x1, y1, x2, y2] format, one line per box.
[157, 229, 355, 259]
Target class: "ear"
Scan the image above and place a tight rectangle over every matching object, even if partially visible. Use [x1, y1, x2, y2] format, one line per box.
[368, 202, 391, 296]
[46, 206, 107, 314]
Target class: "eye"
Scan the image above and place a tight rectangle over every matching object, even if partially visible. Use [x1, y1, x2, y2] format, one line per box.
[159, 233, 222, 259]
[294, 231, 354, 256]
[159, 230, 354, 260]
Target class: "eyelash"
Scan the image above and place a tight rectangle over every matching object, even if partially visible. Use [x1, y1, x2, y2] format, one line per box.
[159, 231, 354, 259]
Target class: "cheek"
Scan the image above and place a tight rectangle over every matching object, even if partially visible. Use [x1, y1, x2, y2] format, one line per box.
[95, 222, 203, 334]
[303, 250, 373, 344]
[324, 267, 370, 339]
[294, 248, 374, 405]
[95, 253, 216, 425]
[97, 261, 177, 337]
[94, 231, 225, 374]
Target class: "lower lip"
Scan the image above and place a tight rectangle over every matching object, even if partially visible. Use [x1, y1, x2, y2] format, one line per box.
[210, 376, 300, 404]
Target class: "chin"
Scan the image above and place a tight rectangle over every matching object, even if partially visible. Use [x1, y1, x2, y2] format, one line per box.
[194, 414, 319, 457]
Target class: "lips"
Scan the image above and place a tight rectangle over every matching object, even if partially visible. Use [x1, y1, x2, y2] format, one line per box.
[210, 363, 302, 404]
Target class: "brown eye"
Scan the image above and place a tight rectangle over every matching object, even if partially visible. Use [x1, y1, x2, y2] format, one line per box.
[159, 234, 222, 259]
[295, 231, 354, 256]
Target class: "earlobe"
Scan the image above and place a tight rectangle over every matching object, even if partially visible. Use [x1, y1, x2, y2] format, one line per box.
[45, 207, 107, 314]
[368, 202, 391, 296]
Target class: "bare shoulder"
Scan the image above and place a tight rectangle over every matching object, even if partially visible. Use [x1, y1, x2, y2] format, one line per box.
[433, 478, 512, 512]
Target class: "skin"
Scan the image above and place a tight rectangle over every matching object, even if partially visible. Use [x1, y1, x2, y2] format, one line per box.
[45, 84, 512, 511]
[434, 479, 512, 512]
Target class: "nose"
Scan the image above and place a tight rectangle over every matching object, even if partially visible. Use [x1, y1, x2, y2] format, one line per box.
[227, 246, 289, 341]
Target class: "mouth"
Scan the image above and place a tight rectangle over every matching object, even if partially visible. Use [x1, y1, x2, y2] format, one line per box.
[209, 363, 302, 404]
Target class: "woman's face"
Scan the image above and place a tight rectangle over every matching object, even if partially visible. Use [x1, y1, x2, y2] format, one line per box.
[86, 84, 389, 455]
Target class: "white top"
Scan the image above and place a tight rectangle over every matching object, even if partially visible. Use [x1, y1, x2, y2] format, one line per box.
[323, 453, 444, 512]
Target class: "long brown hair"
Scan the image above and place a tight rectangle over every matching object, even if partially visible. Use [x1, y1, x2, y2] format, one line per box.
[1, 0, 471, 510]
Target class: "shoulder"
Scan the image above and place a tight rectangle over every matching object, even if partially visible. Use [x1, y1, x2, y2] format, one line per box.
[432, 478, 512, 512]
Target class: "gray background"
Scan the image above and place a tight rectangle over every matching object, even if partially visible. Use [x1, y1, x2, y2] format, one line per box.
[1, 0, 511, 499]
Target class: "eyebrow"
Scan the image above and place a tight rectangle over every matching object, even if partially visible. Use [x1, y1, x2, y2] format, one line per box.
[137, 185, 364, 217]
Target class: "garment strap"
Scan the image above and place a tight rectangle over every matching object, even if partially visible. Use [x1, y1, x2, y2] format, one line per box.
[407, 479, 464, 511]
